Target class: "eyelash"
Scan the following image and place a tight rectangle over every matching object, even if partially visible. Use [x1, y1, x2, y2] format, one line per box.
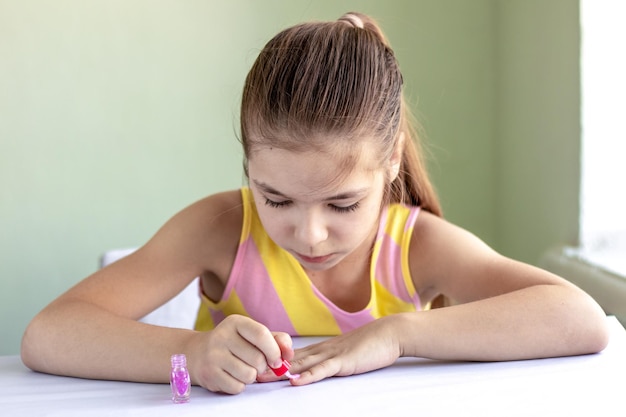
[264, 198, 360, 213]
[264, 199, 290, 209]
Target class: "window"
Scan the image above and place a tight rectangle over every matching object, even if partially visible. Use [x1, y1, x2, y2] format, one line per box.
[579, 0, 626, 275]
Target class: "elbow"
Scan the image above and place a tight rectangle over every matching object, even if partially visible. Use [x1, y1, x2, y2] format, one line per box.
[20, 315, 47, 372]
[585, 295, 612, 354]
[570, 299, 611, 355]
[554, 314, 609, 358]
[560, 285, 611, 355]
[583, 314, 610, 354]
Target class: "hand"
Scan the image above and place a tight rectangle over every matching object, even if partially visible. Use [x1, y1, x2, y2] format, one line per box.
[190, 314, 293, 394]
[287, 316, 401, 386]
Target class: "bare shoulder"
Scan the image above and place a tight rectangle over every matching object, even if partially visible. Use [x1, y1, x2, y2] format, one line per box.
[167, 189, 244, 236]
[409, 210, 494, 270]
[409, 210, 570, 305]
[145, 189, 244, 275]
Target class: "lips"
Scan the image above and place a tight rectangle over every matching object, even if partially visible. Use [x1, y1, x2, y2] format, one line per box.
[296, 253, 333, 264]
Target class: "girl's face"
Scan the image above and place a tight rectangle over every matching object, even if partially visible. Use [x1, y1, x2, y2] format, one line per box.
[247, 142, 387, 272]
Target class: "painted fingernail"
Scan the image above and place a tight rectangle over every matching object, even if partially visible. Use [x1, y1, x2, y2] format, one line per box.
[285, 371, 300, 380]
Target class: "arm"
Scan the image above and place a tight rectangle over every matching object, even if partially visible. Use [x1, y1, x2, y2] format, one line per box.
[289, 212, 609, 384]
[21, 191, 291, 394]
[398, 211, 609, 361]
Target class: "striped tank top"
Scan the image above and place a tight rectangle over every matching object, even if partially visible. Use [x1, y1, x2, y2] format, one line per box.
[194, 187, 422, 335]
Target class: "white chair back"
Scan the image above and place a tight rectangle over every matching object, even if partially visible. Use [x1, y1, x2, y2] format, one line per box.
[100, 248, 200, 329]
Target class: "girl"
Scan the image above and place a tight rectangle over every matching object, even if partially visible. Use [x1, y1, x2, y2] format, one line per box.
[21, 12, 609, 395]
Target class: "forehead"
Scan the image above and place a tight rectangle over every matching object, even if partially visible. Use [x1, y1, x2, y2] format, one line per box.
[247, 142, 382, 198]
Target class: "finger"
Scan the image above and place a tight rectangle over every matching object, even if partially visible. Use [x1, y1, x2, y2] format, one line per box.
[206, 368, 248, 395]
[220, 356, 259, 385]
[202, 343, 260, 390]
[256, 334, 295, 383]
[290, 358, 341, 386]
[293, 339, 325, 357]
[226, 334, 274, 374]
[236, 320, 283, 368]
[256, 367, 283, 383]
[273, 332, 294, 361]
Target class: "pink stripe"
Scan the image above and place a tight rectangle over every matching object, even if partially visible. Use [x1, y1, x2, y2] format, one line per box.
[404, 207, 421, 307]
[374, 235, 412, 302]
[373, 205, 420, 304]
[405, 207, 420, 232]
[310, 285, 375, 333]
[228, 237, 297, 334]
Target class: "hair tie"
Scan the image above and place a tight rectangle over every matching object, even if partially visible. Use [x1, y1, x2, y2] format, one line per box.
[338, 13, 364, 29]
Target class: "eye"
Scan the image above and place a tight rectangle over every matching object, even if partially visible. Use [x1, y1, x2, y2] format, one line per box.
[265, 198, 291, 208]
[329, 202, 360, 213]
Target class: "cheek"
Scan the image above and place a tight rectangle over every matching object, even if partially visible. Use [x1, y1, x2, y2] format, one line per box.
[256, 206, 284, 239]
[337, 204, 382, 241]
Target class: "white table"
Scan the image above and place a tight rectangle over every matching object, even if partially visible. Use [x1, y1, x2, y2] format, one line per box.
[2, 317, 625, 417]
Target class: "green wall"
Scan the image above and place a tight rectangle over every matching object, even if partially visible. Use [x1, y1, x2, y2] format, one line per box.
[495, 0, 581, 263]
[0, 0, 580, 355]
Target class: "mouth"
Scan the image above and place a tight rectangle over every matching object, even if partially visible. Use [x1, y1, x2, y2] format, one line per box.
[295, 252, 334, 265]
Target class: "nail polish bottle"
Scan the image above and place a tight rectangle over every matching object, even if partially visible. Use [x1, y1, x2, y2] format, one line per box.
[170, 354, 191, 403]
[270, 359, 300, 380]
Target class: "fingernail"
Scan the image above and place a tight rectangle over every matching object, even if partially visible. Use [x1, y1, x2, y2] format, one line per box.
[285, 371, 300, 380]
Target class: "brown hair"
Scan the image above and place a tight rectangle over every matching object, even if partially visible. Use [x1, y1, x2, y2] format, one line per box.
[240, 12, 442, 217]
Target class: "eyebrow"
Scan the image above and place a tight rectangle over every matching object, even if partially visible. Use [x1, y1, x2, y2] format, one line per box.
[252, 180, 369, 201]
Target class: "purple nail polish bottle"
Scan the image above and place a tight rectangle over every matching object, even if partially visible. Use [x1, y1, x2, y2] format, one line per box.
[170, 354, 191, 403]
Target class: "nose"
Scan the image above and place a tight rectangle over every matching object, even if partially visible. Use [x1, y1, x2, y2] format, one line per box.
[294, 208, 328, 249]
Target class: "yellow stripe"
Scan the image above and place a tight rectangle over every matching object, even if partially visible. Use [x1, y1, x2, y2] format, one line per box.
[371, 279, 416, 317]
[194, 299, 214, 331]
[194, 290, 249, 331]
[383, 205, 405, 245]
